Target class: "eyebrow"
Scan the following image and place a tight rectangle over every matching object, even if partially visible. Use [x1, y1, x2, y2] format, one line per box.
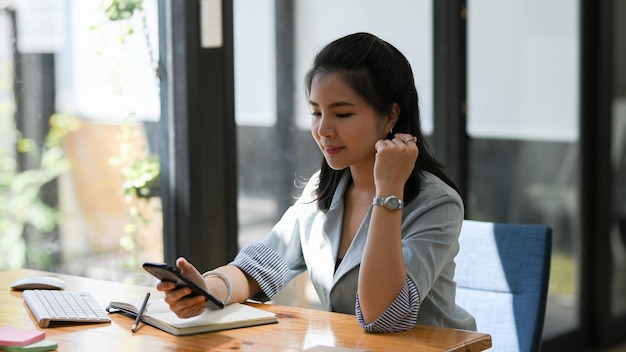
[308, 100, 356, 108]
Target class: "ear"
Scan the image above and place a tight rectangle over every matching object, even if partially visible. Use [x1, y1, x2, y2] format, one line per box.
[386, 103, 400, 131]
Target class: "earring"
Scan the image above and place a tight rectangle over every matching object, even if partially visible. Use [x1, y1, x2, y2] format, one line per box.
[390, 128, 393, 134]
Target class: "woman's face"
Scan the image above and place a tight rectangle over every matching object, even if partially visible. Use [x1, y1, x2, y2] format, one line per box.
[309, 72, 392, 171]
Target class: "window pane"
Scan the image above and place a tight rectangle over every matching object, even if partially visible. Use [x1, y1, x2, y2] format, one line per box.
[467, 1, 578, 142]
[467, 0, 580, 338]
[234, 0, 278, 244]
[294, 0, 433, 134]
[0, 1, 163, 283]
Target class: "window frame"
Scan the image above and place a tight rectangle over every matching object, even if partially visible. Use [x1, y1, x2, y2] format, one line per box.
[158, 0, 238, 270]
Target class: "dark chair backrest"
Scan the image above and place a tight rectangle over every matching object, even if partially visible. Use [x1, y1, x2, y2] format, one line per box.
[455, 220, 552, 352]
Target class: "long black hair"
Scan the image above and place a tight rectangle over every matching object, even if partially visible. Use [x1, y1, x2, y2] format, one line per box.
[305, 32, 460, 212]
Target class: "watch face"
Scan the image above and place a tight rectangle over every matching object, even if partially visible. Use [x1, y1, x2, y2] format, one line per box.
[373, 196, 403, 210]
[385, 197, 401, 210]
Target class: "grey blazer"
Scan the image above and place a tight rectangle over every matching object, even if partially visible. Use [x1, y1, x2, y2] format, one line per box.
[232, 170, 475, 331]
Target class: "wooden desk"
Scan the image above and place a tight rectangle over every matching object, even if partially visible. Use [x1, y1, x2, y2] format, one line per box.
[1, 269, 491, 351]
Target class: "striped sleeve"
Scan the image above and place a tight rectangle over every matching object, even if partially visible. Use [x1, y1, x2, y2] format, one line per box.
[229, 242, 292, 301]
[355, 276, 421, 333]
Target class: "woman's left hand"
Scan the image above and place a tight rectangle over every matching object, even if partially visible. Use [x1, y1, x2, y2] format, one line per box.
[373, 133, 419, 194]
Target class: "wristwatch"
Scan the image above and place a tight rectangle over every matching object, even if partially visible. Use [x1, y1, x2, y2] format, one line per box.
[372, 195, 404, 211]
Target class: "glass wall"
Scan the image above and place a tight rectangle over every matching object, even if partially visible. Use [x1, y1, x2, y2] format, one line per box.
[467, 0, 580, 338]
[612, 0, 626, 317]
[234, 0, 433, 308]
[0, 0, 162, 283]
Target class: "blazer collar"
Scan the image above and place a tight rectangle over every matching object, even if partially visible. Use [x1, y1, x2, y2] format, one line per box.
[321, 171, 371, 285]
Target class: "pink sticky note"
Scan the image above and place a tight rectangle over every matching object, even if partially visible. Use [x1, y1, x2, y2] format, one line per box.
[0, 326, 45, 347]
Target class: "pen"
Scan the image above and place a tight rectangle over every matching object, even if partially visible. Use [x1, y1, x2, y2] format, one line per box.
[132, 292, 151, 333]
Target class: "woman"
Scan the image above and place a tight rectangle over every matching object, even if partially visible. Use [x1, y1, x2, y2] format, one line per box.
[158, 32, 476, 333]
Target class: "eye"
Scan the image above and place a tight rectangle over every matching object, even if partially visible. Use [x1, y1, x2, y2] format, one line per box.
[310, 111, 321, 117]
[336, 113, 353, 118]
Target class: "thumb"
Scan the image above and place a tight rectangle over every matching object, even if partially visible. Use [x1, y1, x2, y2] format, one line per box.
[176, 257, 195, 275]
[176, 257, 204, 284]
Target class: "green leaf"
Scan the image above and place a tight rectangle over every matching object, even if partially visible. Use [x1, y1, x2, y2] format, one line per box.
[105, 0, 144, 21]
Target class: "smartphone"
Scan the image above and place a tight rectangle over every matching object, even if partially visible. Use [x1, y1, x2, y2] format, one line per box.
[142, 262, 225, 310]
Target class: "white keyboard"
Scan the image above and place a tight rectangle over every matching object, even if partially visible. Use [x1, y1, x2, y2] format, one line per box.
[23, 290, 111, 328]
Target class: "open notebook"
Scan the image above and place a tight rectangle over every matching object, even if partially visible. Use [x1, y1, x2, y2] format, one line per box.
[106, 297, 277, 336]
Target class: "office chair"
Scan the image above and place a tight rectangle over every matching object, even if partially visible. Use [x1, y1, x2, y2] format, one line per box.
[454, 220, 552, 352]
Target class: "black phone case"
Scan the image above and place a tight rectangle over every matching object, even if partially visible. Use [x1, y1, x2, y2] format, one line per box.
[142, 262, 225, 310]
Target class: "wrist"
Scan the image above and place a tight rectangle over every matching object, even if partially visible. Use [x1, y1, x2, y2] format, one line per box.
[375, 184, 404, 198]
[202, 270, 232, 305]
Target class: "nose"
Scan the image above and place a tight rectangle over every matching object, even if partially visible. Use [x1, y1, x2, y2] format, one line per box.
[313, 114, 333, 138]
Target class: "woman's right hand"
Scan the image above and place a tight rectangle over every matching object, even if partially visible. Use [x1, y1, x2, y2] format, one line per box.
[156, 257, 208, 318]
[373, 133, 419, 194]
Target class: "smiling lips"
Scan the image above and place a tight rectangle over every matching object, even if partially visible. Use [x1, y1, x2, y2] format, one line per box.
[324, 146, 344, 155]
